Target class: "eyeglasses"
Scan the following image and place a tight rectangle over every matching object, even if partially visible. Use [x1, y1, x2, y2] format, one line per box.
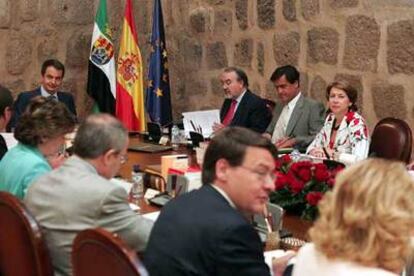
[119, 154, 128, 164]
[239, 166, 276, 183]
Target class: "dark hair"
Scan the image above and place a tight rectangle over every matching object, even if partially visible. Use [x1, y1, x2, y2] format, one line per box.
[41, 59, 65, 78]
[326, 80, 358, 112]
[14, 97, 76, 146]
[73, 114, 128, 159]
[202, 127, 278, 185]
[270, 65, 300, 84]
[223, 67, 249, 88]
[0, 85, 13, 116]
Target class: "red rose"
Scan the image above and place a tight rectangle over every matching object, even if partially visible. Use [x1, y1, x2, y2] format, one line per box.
[353, 118, 360, 126]
[354, 130, 361, 137]
[287, 174, 305, 194]
[290, 161, 313, 182]
[281, 154, 292, 164]
[306, 192, 323, 206]
[274, 159, 283, 170]
[314, 163, 330, 182]
[275, 173, 290, 190]
[327, 177, 335, 187]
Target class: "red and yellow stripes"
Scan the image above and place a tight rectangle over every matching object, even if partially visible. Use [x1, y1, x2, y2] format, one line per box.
[116, 0, 146, 131]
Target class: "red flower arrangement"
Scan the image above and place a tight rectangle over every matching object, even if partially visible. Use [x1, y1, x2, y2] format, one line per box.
[270, 155, 344, 220]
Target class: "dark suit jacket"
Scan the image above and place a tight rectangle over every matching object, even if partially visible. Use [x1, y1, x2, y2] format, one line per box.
[144, 184, 270, 276]
[220, 90, 271, 133]
[9, 87, 77, 129]
[0, 135, 7, 161]
[265, 94, 325, 151]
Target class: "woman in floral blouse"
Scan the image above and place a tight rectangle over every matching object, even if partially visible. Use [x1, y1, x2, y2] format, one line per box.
[306, 80, 369, 164]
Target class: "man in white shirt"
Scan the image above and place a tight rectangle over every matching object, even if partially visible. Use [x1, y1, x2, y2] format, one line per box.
[263, 65, 325, 151]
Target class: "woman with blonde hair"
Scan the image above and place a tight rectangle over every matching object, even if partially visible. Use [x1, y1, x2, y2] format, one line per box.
[293, 158, 414, 276]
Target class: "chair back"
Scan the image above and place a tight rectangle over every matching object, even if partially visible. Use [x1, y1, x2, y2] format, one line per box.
[369, 117, 412, 163]
[72, 228, 148, 276]
[143, 171, 167, 192]
[0, 192, 53, 276]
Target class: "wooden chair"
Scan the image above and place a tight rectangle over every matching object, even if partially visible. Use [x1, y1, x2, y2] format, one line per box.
[72, 228, 148, 276]
[0, 191, 53, 276]
[143, 171, 167, 192]
[369, 117, 412, 163]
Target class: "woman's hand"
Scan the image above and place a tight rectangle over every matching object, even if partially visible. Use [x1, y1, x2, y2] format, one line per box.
[308, 148, 325, 158]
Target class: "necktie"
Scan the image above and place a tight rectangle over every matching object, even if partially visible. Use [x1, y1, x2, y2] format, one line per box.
[222, 99, 237, 126]
[271, 105, 290, 143]
[47, 95, 57, 101]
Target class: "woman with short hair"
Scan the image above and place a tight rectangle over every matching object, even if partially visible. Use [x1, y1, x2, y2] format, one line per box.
[293, 158, 414, 276]
[306, 80, 369, 164]
[0, 96, 76, 199]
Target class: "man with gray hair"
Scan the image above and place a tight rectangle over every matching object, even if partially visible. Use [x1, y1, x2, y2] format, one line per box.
[25, 114, 153, 276]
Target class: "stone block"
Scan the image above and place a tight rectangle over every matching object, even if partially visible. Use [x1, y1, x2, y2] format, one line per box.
[273, 31, 300, 66]
[257, 0, 275, 30]
[283, 0, 296, 22]
[214, 10, 232, 34]
[257, 42, 265, 76]
[211, 77, 223, 96]
[6, 36, 32, 75]
[329, 0, 358, 8]
[264, 81, 276, 100]
[310, 75, 327, 104]
[206, 42, 228, 70]
[300, 71, 309, 96]
[206, 0, 225, 5]
[307, 27, 339, 65]
[21, 0, 39, 22]
[301, 0, 319, 20]
[37, 37, 58, 63]
[387, 20, 414, 75]
[0, 0, 10, 28]
[372, 81, 407, 119]
[234, 39, 253, 68]
[235, 0, 248, 30]
[190, 7, 210, 33]
[4, 79, 25, 96]
[51, 0, 94, 25]
[65, 32, 91, 68]
[343, 15, 380, 72]
[180, 37, 203, 69]
[334, 73, 363, 112]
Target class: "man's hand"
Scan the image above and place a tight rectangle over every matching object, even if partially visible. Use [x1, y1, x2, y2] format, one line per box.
[275, 137, 296, 149]
[212, 122, 225, 132]
[272, 250, 296, 276]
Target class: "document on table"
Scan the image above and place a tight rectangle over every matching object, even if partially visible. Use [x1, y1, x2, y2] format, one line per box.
[0, 133, 18, 149]
[182, 109, 220, 138]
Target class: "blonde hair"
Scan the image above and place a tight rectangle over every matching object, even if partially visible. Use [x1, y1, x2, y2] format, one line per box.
[310, 158, 414, 273]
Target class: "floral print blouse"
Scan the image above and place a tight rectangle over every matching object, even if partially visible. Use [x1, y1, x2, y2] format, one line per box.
[306, 111, 370, 164]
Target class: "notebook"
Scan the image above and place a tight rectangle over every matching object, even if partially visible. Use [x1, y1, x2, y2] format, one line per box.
[128, 143, 172, 153]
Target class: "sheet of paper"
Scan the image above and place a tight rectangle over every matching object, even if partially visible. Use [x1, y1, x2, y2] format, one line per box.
[129, 203, 141, 212]
[0, 133, 18, 149]
[143, 211, 160, 222]
[182, 109, 220, 138]
[263, 250, 291, 276]
[110, 178, 132, 195]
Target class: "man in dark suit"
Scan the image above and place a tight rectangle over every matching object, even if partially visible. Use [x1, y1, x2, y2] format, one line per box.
[145, 127, 292, 276]
[0, 85, 13, 160]
[263, 65, 325, 151]
[9, 59, 77, 129]
[213, 67, 271, 133]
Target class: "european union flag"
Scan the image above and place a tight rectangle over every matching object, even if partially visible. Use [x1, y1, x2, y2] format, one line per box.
[145, 0, 172, 127]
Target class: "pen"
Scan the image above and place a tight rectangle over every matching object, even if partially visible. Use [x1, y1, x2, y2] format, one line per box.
[263, 205, 273, 233]
[190, 120, 197, 132]
[322, 147, 331, 160]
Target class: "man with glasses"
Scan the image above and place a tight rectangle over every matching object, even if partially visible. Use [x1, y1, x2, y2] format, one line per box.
[263, 65, 325, 151]
[145, 127, 290, 275]
[25, 114, 153, 276]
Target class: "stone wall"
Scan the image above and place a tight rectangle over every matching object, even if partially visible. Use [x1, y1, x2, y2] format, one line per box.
[1, 0, 414, 132]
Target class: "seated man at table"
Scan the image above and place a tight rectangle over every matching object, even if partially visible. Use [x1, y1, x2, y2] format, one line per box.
[145, 127, 289, 275]
[263, 65, 325, 151]
[213, 67, 271, 133]
[25, 114, 153, 276]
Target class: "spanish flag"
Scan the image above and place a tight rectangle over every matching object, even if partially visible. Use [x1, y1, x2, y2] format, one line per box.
[116, 0, 146, 131]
